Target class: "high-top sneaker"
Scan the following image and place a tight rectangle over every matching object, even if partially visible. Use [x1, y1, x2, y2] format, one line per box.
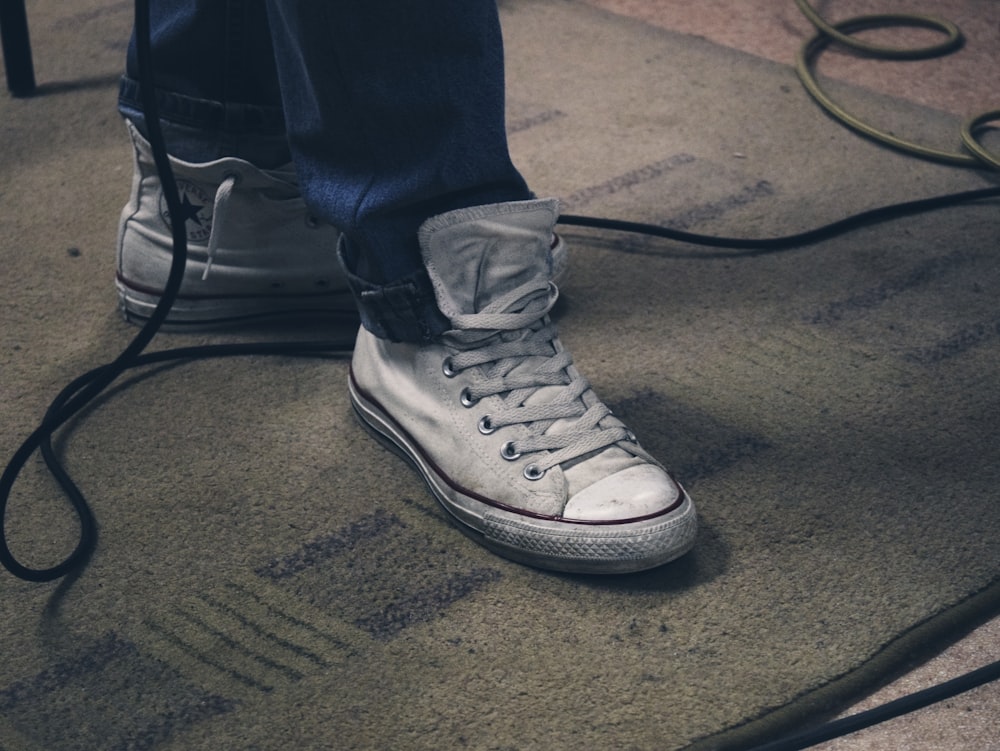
[348, 199, 696, 574]
[115, 121, 357, 328]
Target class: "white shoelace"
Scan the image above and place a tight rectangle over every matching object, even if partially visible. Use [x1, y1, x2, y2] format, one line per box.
[200, 173, 238, 281]
[445, 281, 649, 477]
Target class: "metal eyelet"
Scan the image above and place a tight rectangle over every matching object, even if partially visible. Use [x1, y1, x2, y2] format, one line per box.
[305, 214, 320, 229]
[460, 388, 479, 407]
[625, 429, 637, 442]
[478, 416, 495, 435]
[523, 464, 546, 481]
[500, 442, 521, 461]
[442, 358, 457, 378]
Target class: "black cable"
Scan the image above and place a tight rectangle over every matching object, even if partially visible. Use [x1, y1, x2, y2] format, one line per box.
[0, 2, 362, 584]
[0, 0, 189, 583]
[739, 658, 1000, 751]
[2, 0, 998, 585]
[560, 185, 1000, 252]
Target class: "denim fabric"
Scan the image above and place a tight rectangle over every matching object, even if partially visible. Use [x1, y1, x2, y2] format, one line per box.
[120, 0, 291, 166]
[120, 0, 531, 342]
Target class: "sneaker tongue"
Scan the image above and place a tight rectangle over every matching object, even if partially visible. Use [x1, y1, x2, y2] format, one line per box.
[419, 199, 559, 317]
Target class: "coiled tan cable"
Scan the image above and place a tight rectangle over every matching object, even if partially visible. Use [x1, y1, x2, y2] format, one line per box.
[961, 109, 1000, 170]
[794, 0, 999, 171]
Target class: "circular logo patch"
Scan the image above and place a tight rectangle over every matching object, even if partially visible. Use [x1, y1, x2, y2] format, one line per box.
[159, 179, 214, 243]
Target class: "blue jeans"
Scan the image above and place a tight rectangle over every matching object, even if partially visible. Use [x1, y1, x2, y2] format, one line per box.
[119, 0, 532, 342]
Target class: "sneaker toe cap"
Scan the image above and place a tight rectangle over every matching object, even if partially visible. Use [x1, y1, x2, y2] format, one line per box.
[562, 464, 682, 522]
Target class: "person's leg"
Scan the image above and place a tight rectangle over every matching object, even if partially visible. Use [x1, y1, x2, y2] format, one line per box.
[260, 1, 697, 572]
[263, 1, 533, 342]
[115, 0, 351, 328]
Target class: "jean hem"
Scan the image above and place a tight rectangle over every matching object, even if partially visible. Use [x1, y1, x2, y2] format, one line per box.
[338, 239, 449, 344]
[118, 76, 287, 135]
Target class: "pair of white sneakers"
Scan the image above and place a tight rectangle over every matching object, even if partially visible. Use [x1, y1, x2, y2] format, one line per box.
[116, 123, 697, 574]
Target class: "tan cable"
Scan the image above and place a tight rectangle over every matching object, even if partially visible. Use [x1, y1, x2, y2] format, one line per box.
[961, 110, 1000, 170]
[794, 0, 962, 59]
[793, 1, 999, 172]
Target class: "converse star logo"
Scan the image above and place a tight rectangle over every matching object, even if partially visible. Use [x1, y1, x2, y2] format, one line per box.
[159, 179, 214, 242]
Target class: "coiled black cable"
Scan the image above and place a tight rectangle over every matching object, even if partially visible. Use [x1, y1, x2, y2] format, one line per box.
[0, 0, 188, 582]
[0, 1, 356, 583]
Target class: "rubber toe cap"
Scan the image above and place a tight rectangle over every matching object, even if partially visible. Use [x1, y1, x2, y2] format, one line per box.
[562, 464, 681, 522]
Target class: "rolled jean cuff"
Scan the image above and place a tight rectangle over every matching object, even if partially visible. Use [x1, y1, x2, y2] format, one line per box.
[118, 76, 287, 134]
[118, 76, 292, 167]
[338, 239, 450, 344]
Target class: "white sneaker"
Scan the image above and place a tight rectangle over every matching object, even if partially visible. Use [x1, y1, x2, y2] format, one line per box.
[349, 199, 696, 574]
[115, 121, 357, 328]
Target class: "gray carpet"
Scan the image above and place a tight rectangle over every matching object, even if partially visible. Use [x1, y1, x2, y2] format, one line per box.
[1, 1, 998, 749]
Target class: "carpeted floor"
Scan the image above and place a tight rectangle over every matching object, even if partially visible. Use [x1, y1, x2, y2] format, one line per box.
[1, 1, 998, 750]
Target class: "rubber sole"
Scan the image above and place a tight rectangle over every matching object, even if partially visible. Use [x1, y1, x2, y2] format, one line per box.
[116, 276, 359, 331]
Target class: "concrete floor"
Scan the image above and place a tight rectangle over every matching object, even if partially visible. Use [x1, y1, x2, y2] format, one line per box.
[583, 2, 1000, 749]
